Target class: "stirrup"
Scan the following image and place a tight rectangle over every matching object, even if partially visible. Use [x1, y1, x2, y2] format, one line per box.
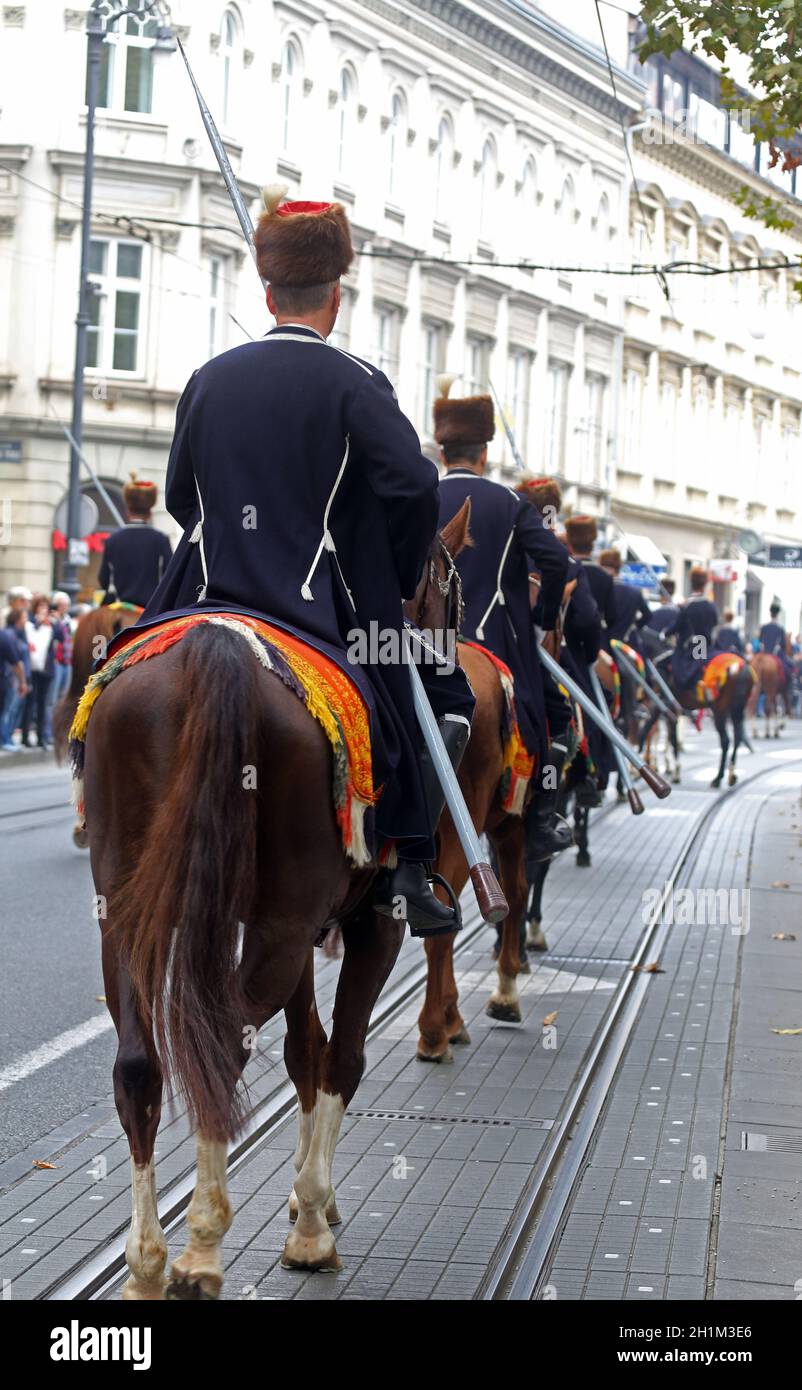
[409, 873, 463, 939]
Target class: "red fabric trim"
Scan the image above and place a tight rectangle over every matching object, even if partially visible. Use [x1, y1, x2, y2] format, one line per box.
[275, 200, 332, 218]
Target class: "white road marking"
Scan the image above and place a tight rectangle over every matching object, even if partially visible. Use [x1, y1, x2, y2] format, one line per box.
[0, 1012, 114, 1092]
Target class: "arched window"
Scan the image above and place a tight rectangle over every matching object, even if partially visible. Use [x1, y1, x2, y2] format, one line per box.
[280, 39, 302, 153]
[337, 66, 358, 179]
[93, 0, 160, 114]
[221, 9, 239, 127]
[387, 90, 407, 201]
[595, 193, 610, 242]
[558, 175, 576, 224]
[434, 115, 453, 224]
[478, 138, 496, 242]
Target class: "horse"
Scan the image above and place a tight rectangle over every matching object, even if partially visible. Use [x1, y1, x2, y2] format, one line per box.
[53, 602, 142, 847]
[80, 502, 470, 1299]
[747, 652, 787, 738]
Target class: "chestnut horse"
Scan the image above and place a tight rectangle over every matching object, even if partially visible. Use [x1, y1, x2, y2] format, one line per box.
[747, 652, 787, 739]
[81, 503, 469, 1299]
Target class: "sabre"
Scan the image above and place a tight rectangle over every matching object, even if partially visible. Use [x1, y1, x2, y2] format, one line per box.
[588, 664, 644, 815]
[537, 644, 671, 799]
[179, 41, 508, 926]
[176, 37, 265, 286]
[488, 380, 525, 472]
[613, 645, 677, 723]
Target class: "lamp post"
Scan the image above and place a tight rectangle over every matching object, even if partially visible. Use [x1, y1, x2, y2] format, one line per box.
[62, 0, 175, 599]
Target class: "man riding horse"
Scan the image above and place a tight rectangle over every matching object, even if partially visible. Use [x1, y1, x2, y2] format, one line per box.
[138, 187, 474, 932]
[434, 381, 570, 868]
[98, 474, 173, 608]
[666, 565, 719, 700]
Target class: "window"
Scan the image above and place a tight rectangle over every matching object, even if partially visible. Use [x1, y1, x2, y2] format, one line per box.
[434, 116, 453, 225]
[420, 322, 447, 433]
[478, 139, 496, 244]
[91, 0, 159, 115]
[581, 373, 607, 487]
[86, 238, 145, 373]
[507, 350, 532, 460]
[728, 111, 755, 168]
[386, 92, 407, 202]
[659, 377, 679, 478]
[688, 92, 726, 148]
[206, 256, 225, 361]
[547, 360, 571, 474]
[622, 368, 644, 472]
[337, 66, 358, 180]
[220, 9, 239, 127]
[280, 39, 302, 153]
[330, 287, 354, 352]
[375, 306, 401, 383]
[465, 336, 491, 396]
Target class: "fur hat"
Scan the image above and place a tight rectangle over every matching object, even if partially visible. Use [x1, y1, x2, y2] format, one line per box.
[123, 471, 157, 516]
[433, 375, 495, 447]
[689, 565, 708, 589]
[564, 514, 598, 553]
[254, 184, 353, 287]
[599, 548, 622, 573]
[517, 475, 562, 514]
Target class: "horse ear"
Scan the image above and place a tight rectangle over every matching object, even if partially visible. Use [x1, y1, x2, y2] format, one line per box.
[440, 497, 472, 558]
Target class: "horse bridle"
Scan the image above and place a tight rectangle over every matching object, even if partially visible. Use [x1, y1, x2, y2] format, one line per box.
[429, 539, 464, 637]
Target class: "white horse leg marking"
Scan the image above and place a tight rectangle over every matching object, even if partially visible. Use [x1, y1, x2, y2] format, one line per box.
[282, 1091, 344, 1271]
[122, 1158, 167, 1301]
[168, 1137, 232, 1298]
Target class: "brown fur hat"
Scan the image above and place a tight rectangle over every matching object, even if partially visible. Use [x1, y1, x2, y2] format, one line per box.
[433, 375, 495, 447]
[254, 184, 354, 287]
[516, 475, 562, 514]
[599, 547, 622, 573]
[123, 471, 157, 516]
[564, 514, 598, 553]
[689, 565, 708, 589]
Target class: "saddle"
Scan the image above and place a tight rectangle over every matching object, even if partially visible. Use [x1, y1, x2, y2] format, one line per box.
[698, 651, 750, 704]
[69, 609, 380, 866]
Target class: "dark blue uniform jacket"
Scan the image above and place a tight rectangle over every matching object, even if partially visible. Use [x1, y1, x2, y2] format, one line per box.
[667, 598, 719, 689]
[609, 581, 649, 649]
[140, 323, 460, 856]
[714, 625, 744, 655]
[99, 522, 173, 608]
[647, 603, 678, 635]
[760, 621, 793, 679]
[437, 471, 568, 763]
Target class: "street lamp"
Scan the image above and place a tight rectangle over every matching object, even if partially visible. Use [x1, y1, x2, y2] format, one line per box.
[62, 0, 175, 600]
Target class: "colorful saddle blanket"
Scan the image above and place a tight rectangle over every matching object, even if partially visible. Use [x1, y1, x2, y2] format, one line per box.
[69, 610, 379, 866]
[698, 651, 750, 703]
[460, 640, 534, 814]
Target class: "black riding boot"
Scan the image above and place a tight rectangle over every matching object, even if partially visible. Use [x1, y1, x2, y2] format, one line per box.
[374, 716, 470, 937]
[525, 742, 573, 868]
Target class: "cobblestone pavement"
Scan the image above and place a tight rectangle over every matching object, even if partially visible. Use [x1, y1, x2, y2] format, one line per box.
[0, 728, 799, 1301]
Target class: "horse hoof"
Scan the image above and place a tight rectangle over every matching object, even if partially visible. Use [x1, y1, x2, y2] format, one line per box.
[526, 921, 548, 950]
[486, 999, 522, 1024]
[517, 955, 531, 975]
[449, 1026, 471, 1046]
[710, 779, 722, 789]
[576, 851, 591, 868]
[165, 1274, 220, 1301]
[417, 1043, 453, 1063]
[281, 1231, 341, 1272]
[121, 1276, 166, 1301]
[672, 772, 680, 784]
[73, 824, 89, 849]
[728, 773, 737, 786]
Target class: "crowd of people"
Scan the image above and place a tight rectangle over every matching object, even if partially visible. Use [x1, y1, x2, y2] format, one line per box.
[0, 588, 89, 754]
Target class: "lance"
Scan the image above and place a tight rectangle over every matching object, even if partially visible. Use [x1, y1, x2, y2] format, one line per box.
[588, 663, 644, 815]
[537, 645, 670, 799]
[612, 644, 677, 723]
[645, 653, 683, 715]
[178, 39, 508, 926]
[488, 380, 525, 472]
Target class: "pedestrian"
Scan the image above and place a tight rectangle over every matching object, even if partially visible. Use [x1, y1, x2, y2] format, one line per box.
[0, 608, 29, 752]
[44, 590, 73, 745]
[21, 595, 57, 749]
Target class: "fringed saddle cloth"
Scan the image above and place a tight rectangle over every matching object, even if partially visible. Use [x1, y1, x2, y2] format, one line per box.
[460, 640, 534, 814]
[68, 612, 380, 866]
[698, 651, 751, 705]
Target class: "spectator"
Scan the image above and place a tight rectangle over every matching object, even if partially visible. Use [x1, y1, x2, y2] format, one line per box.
[21, 595, 57, 750]
[44, 590, 73, 745]
[0, 606, 31, 750]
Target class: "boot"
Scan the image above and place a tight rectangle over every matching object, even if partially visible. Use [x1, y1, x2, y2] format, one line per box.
[373, 716, 470, 937]
[525, 743, 573, 868]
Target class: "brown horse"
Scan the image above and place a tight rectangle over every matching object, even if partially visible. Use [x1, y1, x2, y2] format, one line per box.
[747, 652, 787, 738]
[81, 503, 469, 1299]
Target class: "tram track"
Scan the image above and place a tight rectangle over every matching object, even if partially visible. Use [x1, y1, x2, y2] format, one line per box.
[37, 741, 774, 1302]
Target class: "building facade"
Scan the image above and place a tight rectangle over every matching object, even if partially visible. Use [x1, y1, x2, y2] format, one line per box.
[0, 0, 800, 634]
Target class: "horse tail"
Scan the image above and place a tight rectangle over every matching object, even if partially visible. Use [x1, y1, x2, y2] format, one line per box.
[112, 625, 261, 1140]
[53, 608, 118, 762]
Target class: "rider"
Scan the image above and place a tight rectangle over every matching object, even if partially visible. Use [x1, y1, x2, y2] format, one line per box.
[715, 609, 744, 655]
[564, 516, 616, 645]
[434, 385, 569, 864]
[599, 548, 650, 654]
[759, 603, 794, 685]
[98, 474, 173, 608]
[647, 577, 678, 634]
[139, 186, 473, 933]
[666, 566, 719, 696]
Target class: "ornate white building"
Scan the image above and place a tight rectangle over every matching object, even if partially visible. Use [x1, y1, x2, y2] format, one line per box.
[0, 0, 800, 632]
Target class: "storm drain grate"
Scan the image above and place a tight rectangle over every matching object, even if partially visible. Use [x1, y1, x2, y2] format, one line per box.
[741, 1129, 802, 1152]
[348, 1107, 551, 1130]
